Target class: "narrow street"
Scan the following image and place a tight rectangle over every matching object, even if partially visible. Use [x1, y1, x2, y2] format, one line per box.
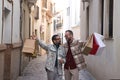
[17, 55, 47, 80]
[0, 0, 120, 80]
[17, 54, 96, 80]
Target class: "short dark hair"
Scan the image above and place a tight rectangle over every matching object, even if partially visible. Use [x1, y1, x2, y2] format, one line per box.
[52, 34, 59, 41]
[65, 30, 73, 35]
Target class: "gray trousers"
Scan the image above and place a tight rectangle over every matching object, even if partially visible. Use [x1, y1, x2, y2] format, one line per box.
[64, 68, 79, 80]
[46, 67, 62, 80]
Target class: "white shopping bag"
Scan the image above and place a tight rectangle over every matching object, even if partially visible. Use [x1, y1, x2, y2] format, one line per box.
[93, 33, 106, 56]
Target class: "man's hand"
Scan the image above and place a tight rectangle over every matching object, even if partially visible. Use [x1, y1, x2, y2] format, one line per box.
[59, 59, 64, 64]
[32, 35, 37, 40]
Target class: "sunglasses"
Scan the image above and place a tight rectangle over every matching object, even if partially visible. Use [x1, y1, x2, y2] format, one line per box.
[55, 38, 61, 40]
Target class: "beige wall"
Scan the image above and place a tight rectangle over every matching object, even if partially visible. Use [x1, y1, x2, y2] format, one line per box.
[11, 49, 21, 80]
[0, 52, 4, 80]
[80, 0, 120, 80]
[34, 0, 42, 39]
[22, 1, 30, 40]
[37, 0, 54, 54]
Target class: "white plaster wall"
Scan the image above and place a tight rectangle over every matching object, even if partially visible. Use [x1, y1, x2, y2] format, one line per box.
[22, 3, 30, 40]
[112, 0, 120, 79]
[0, 0, 2, 44]
[12, 0, 20, 43]
[3, 0, 12, 44]
[62, 0, 70, 43]
[80, 1, 89, 41]
[70, 0, 80, 28]
[89, 0, 101, 34]
[80, 0, 119, 80]
[69, 0, 75, 27]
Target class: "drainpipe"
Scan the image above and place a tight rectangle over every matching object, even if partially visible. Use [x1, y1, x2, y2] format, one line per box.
[19, 0, 23, 76]
[2, 0, 4, 43]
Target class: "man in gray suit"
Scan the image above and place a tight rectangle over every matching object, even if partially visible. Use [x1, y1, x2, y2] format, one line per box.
[35, 34, 65, 80]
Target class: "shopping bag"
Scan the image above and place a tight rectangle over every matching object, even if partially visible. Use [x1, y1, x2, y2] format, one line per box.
[82, 35, 93, 55]
[94, 33, 106, 56]
[90, 34, 99, 55]
[22, 39, 35, 55]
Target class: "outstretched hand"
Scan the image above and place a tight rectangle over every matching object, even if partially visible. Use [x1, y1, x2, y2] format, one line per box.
[59, 59, 64, 64]
[33, 35, 37, 40]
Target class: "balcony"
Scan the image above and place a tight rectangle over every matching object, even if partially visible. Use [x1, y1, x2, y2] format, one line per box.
[27, 0, 37, 7]
[46, 10, 53, 18]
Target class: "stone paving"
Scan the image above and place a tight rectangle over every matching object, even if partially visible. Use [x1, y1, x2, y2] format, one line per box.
[17, 55, 47, 80]
[17, 54, 96, 80]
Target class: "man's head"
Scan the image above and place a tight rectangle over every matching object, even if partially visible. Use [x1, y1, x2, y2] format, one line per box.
[64, 30, 73, 42]
[52, 34, 61, 46]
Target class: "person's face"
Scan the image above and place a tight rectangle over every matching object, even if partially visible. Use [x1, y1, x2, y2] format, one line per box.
[64, 32, 73, 42]
[53, 36, 61, 45]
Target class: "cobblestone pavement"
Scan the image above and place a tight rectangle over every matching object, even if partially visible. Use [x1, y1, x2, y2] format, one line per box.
[17, 54, 95, 80]
[17, 55, 47, 80]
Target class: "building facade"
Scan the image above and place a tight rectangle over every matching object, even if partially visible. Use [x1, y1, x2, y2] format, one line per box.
[53, 0, 81, 43]
[80, 0, 120, 80]
[0, 0, 21, 80]
[0, 0, 38, 80]
[37, 0, 53, 54]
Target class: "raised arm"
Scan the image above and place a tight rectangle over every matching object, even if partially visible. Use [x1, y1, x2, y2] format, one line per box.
[36, 38, 48, 51]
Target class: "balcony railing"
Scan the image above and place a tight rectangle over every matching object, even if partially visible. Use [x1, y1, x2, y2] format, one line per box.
[28, 0, 37, 4]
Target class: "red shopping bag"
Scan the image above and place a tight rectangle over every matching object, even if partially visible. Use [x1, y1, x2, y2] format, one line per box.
[94, 33, 106, 56]
[90, 34, 99, 55]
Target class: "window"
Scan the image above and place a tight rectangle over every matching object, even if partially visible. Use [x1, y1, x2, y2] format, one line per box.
[42, 0, 47, 8]
[34, 5, 39, 19]
[50, 3, 53, 13]
[104, 0, 114, 38]
[44, 0, 47, 8]
[86, 7, 89, 39]
[101, 0, 104, 35]
[109, 0, 113, 38]
[42, 15, 44, 23]
[56, 15, 63, 28]
[35, 29, 37, 36]
[67, 7, 70, 16]
[53, 20, 56, 31]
